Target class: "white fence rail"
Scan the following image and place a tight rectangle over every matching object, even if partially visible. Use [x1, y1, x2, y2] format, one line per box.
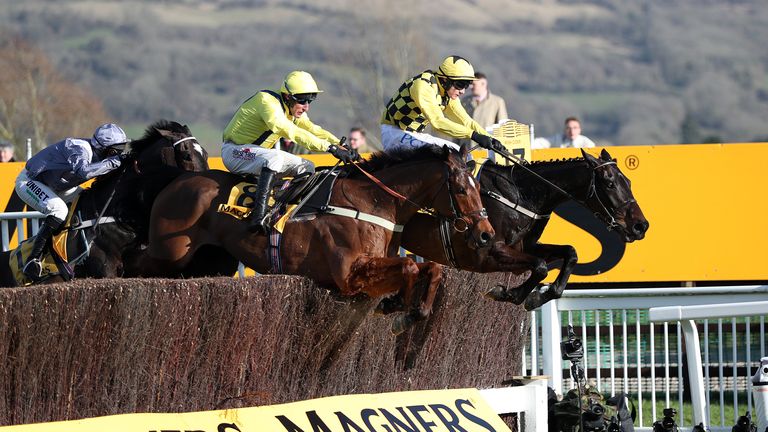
[0, 211, 44, 251]
[529, 286, 768, 432]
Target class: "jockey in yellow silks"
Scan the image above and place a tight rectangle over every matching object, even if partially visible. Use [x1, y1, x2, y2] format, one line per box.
[221, 70, 358, 233]
[381, 55, 504, 153]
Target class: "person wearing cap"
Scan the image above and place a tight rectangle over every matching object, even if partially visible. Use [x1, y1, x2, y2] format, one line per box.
[0, 140, 16, 162]
[381, 55, 504, 153]
[14, 123, 130, 280]
[222, 70, 358, 234]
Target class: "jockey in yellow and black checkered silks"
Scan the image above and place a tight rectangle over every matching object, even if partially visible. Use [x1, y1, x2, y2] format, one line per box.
[380, 55, 503, 153]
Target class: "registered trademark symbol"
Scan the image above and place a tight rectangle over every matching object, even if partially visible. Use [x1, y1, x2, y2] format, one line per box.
[625, 155, 639, 170]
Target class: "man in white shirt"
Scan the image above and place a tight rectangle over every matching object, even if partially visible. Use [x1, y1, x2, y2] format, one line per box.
[533, 116, 596, 149]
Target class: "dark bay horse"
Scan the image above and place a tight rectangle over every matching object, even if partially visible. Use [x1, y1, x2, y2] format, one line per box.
[0, 120, 208, 286]
[401, 148, 649, 310]
[129, 144, 494, 332]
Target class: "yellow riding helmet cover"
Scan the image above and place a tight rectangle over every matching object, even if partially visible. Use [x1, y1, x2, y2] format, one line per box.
[280, 71, 323, 95]
[436, 56, 478, 81]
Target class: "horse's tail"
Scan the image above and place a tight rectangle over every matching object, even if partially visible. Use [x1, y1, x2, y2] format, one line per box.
[116, 168, 189, 245]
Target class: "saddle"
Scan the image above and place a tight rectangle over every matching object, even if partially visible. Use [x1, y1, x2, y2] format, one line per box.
[8, 195, 108, 285]
[217, 169, 341, 230]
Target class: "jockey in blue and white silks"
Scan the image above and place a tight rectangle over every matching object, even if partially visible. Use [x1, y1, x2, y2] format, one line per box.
[14, 123, 130, 280]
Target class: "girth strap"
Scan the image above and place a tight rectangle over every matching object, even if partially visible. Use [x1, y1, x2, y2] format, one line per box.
[438, 217, 458, 268]
[69, 216, 116, 230]
[483, 190, 550, 220]
[324, 206, 404, 232]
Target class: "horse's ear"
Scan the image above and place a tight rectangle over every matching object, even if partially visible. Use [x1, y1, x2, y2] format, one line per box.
[155, 128, 174, 138]
[442, 143, 451, 160]
[459, 142, 470, 159]
[581, 148, 598, 166]
[600, 148, 612, 161]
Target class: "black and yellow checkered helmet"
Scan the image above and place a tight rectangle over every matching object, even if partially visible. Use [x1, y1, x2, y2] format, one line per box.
[436, 56, 478, 81]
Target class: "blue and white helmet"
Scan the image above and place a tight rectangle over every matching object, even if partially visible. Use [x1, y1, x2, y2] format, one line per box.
[91, 123, 128, 150]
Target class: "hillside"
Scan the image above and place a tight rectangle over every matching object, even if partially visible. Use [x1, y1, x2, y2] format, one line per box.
[2, 0, 767, 153]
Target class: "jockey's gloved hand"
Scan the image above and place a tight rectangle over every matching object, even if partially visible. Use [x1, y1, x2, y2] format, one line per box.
[349, 147, 361, 161]
[471, 131, 497, 150]
[328, 144, 354, 163]
[490, 139, 505, 153]
[118, 151, 133, 162]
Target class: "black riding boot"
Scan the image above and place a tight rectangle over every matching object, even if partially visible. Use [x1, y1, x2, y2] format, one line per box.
[23, 215, 64, 280]
[248, 168, 277, 234]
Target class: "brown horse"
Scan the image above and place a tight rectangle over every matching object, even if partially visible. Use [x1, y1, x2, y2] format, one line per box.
[400, 148, 649, 310]
[0, 120, 209, 287]
[129, 144, 494, 332]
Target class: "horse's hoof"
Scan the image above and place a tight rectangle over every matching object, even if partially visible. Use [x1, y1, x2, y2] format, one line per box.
[391, 315, 412, 335]
[523, 293, 541, 311]
[484, 286, 507, 301]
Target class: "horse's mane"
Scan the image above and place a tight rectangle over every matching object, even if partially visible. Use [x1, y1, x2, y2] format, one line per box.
[342, 146, 450, 177]
[528, 157, 586, 167]
[130, 120, 190, 153]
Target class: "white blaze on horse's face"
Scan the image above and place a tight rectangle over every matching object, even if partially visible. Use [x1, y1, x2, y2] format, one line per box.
[193, 143, 205, 157]
[468, 176, 476, 189]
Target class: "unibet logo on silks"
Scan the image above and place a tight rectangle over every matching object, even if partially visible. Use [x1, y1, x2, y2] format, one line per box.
[24, 180, 51, 204]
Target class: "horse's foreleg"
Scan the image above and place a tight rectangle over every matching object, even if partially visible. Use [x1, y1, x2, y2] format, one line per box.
[521, 243, 577, 311]
[391, 261, 443, 335]
[484, 242, 548, 305]
[344, 256, 427, 334]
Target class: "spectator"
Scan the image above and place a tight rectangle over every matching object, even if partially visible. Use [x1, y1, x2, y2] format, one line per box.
[533, 116, 596, 149]
[348, 127, 370, 153]
[0, 140, 16, 162]
[462, 72, 508, 128]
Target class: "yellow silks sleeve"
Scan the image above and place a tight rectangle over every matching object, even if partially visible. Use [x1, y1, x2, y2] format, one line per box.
[259, 94, 334, 153]
[411, 79, 478, 139]
[294, 115, 340, 148]
[444, 98, 489, 136]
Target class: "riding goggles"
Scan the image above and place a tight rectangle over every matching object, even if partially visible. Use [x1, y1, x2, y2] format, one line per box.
[291, 93, 317, 105]
[450, 80, 472, 90]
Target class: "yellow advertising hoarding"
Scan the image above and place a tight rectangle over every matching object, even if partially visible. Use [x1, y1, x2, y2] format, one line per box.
[0, 388, 510, 432]
[531, 143, 768, 282]
[3, 142, 767, 283]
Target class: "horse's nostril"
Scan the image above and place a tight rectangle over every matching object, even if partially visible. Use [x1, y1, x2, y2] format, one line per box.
[480, 231, 492, 244]
[634, 221, 648, 234]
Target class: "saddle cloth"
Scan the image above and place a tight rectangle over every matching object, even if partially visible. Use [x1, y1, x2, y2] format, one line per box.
[217, 169, 341, 232]
[8, 195, 93, 286]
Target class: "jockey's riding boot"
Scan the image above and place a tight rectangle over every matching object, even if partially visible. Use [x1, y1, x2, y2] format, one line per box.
[22, 215, 64, 281]
[248, 168, 277, 234]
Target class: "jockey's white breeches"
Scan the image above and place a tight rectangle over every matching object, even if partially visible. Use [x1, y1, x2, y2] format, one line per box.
[221, 142, 315, 177]
[15, 169, 80, 221]
[380, 124, 460, 153]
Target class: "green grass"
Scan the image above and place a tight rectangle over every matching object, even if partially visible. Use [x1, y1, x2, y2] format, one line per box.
[636, 393, 751, 428]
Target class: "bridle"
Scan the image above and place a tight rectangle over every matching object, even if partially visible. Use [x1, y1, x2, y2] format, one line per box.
[584, 160, 636, 232]
[349, 159, 488, 234]
[489, 146, 633, 233]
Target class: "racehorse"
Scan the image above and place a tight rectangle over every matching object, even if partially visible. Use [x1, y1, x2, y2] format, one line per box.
[400, 148, 649, 310]
[128, 144, 494, 333]
[0, 120, 208, 287]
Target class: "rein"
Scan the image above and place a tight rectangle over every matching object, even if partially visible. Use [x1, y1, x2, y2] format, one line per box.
[492, 147, 629, 230]
[349, 160, 486, 233]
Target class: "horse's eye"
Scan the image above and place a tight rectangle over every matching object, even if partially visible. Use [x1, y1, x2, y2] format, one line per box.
[607, 181, 616, 189]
